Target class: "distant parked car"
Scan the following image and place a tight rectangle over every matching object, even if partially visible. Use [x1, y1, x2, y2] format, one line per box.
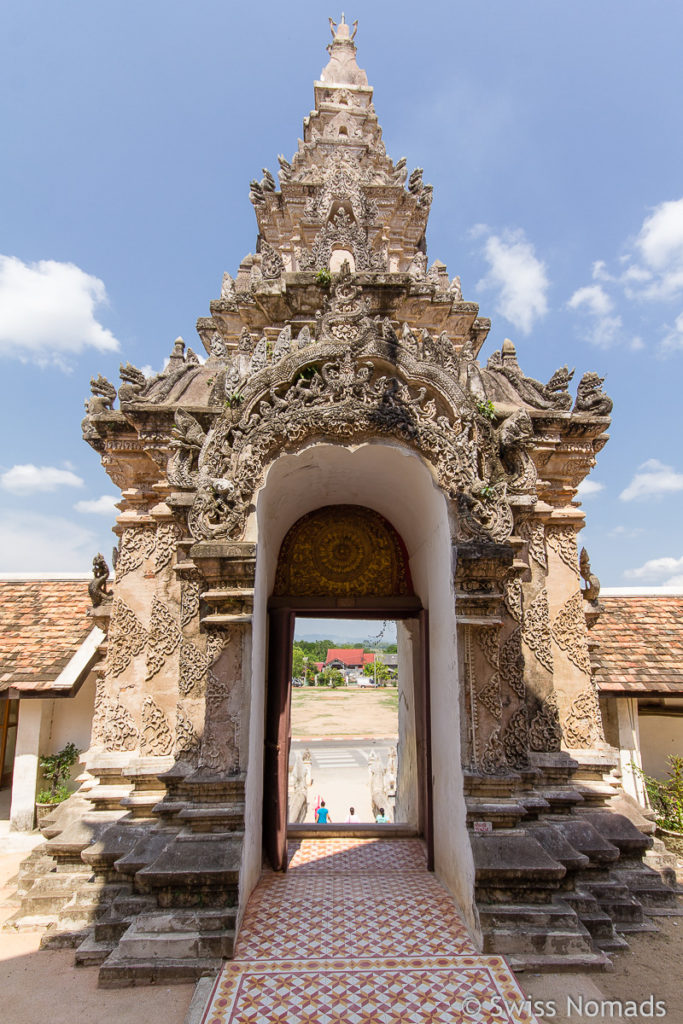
[292, 678, 304, 687]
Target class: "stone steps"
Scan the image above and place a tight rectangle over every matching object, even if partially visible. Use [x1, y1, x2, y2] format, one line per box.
[15, 871, 93, 916]
[613, 867, 680, 908]
[40, 924, 93, 949]
[94, 907, 236, 984]
[479, 900, 596, 958]
[74, 935, 114, 967]
[98, 952, 222, 988]
[507, 951, 611, 973]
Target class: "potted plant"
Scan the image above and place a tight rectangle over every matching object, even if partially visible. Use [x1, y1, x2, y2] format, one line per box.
[35, 742, 80, 826]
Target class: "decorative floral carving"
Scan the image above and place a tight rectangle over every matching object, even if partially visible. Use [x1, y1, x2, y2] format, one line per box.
[480, 728, 509, 775]
[296, 209, 387, 273]
[207, 629, 231, 663]
[175, 704, 200, 765]
[179, 639, 211, 697]
[260, 240, 284, 279]
[199, 670, 240, 773]
[155, 522, 181, 572]
[529, 692, 563, 752]
[140, 696, 173, 755]
[107, 599, 148, 677]
[145, 597, 182, 680]
[115, 527, 156, 580]
[499, 627, 525, 699]
[189, 338, 514, 547]
[503, 576, 523, 623]
[546, 526, 579, 575]
[503, 707, 529, 769]
[477, 626, 500, 670]
[563, 686, 603, 748]
[477, 675, 502, 720]
[552, 591, 592, 675]
[168, 411, 206, 489]
[180, 577, 201, 628]
[522, 589, 553, 673]
[517, 516, 547, 570]
[91, 696, 139, 752]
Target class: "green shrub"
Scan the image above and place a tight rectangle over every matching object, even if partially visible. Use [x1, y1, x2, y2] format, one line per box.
[38, 742, 80, 804]
[633, 756, 683, 832]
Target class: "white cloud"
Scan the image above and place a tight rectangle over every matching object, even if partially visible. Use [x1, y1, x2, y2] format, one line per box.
[476, 228, 549, 334]
[661, 311, 683, 354]
[619, 458, 683, 501]
[608, 525, 644, 539]
[576, 479, 604, 498]
[567, 284, 625, 348]
[74, 494, 119, 516]
[632, 198, 683, 299]
[0, 463, 84, 495]
[0, 255, 119, 367]
[568, 284, 614, 317]
[0, 510, 96, 572]
[624, 554, 683, 585]
[568, 198, 683, 354]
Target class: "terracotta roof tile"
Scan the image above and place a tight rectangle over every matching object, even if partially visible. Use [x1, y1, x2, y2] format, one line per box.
[592, 595, 683, 696]
[0, 581, 92, 694]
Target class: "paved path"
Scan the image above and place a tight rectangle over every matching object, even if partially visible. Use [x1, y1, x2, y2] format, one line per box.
[200, 838, 538, 1023]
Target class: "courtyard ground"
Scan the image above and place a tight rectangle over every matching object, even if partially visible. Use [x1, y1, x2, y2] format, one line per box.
[291, 684, 398, 740]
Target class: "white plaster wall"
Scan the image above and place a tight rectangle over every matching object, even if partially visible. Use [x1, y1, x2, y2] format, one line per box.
[44, 674, 96, 760]
[614, 699, 648, 806]
[9, 702, 46, 831]
[238, 442, 476, 933]
[639, 701, 683, 781]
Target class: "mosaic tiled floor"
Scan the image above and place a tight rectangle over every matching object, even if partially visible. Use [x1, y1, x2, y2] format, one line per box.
[201, 838, 538, 1024]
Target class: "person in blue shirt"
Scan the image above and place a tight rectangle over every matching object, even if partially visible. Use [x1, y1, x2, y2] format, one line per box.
[315, 800, 331, 823]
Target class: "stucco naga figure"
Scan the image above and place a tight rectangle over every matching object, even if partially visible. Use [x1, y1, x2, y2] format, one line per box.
[88, 552, 111, 607]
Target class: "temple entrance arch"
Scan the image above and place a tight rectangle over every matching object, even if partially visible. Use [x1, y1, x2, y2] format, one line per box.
[242, 443, 476, 927]
[264, 504, 430, 872]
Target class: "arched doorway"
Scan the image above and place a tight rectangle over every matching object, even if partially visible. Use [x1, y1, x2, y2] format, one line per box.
[263, 504, 433, 872]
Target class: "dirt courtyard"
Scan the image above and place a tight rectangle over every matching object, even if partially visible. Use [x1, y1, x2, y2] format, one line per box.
[291, 686, 398, 740]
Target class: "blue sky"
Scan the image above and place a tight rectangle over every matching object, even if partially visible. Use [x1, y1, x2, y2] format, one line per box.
[1, 1, 683, 587]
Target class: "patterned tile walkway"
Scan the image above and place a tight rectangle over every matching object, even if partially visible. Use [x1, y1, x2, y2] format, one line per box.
[201, 838, 538, 1024]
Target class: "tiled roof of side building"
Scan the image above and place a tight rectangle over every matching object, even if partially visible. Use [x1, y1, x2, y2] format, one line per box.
[0, 578, 94, 694]
[592, 593, 683, 696]
[325, 648, 365, 665]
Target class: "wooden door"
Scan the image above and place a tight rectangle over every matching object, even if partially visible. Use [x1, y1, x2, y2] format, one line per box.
[263, 608, 294, 871]
[1, 700, 18, 788]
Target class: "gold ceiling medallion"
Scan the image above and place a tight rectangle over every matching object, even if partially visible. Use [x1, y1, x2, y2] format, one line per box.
[273, 505, 413, 597]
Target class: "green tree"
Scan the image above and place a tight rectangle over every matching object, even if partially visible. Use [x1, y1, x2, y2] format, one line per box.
[320, 668, 345, 688]
[37, 742, 80, 804]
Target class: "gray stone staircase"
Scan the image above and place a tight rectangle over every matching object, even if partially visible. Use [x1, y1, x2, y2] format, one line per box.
[466, 751, 682, 972]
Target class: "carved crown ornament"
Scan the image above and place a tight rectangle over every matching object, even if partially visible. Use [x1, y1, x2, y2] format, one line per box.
[80, 22, 613, 558]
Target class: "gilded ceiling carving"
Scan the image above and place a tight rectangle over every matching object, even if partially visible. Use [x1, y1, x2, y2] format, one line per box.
[274, 505, 412, 598]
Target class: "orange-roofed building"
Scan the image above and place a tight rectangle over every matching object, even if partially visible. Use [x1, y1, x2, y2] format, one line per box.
[0, 575, 103, 831]
[324, 648, 374, 669]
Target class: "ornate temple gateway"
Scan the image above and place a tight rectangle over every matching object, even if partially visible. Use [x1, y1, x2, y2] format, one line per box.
[15, 17, 679, 982]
